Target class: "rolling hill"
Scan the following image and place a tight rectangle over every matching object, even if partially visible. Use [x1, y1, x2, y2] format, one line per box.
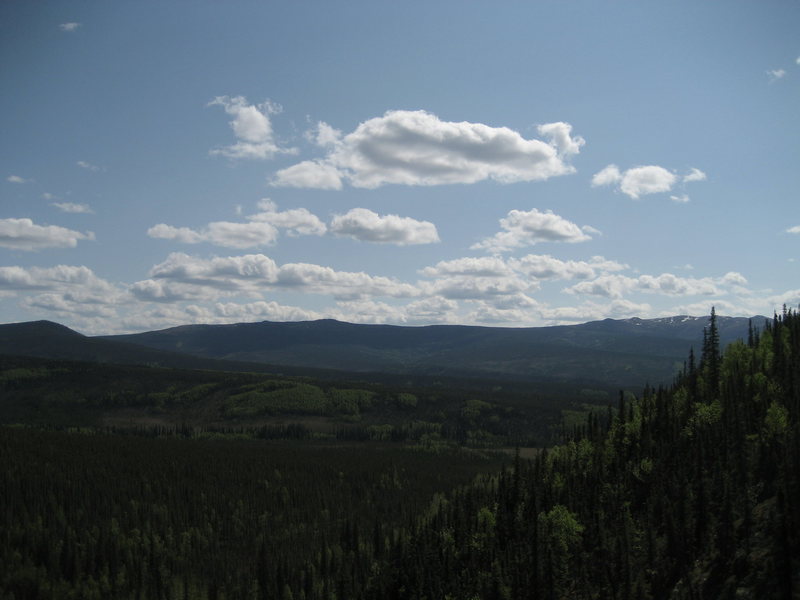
[96, 314, 767, 386]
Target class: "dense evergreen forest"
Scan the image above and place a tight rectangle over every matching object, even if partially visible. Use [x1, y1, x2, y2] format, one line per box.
[368, 308, 800, 599]
[1, 308, 798, 598]
[0, 354, 614, 448]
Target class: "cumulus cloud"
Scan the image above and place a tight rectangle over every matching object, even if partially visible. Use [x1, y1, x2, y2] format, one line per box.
[565, 271, 748, 299]
[594, 165, 676, 199]
[308, 121, 342, 147]
[0, 264, 124, 323]
[420, 257, 533, 301]
[330, 208, 439, 245]
[7, 175, 30, 184]
[0, 265, 111, 292]
[786, 225, 800, 234]
[148, 201, 325, 248]
[59, 22, 81, 32]
[472, 208, 593, 253]
[591, 165, 621, 187]
[214, 300, 322, 322]
[272, 110, 583, 189]
[209, 96, 295, 160]
[509, 254, 627, 280]
[421, 257, 514, 278]
[247, 199, 327, 236]
[136, 252, 418, 302]
[276, 262, 418, 299]
[0, 218, 94, 251]
[592, 164, 706, 200]
[148, 221, 279, 249]
[271, 160, 344, 190]
[52, 202, 93, 214]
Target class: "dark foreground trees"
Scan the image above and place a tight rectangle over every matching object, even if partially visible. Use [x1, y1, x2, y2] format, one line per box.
[2, 308, 798, 599]
[369, 308, 800, 599]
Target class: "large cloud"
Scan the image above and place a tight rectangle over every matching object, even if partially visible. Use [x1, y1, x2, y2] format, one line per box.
[330, 208, 439, 245]
[472, 208, 594, 253]
[272, 110, 583, 189]
[0, 218, 94, 251]
[209, 96, 295, 160]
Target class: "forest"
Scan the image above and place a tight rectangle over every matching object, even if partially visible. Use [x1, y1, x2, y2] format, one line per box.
[1, 307, 798, 599]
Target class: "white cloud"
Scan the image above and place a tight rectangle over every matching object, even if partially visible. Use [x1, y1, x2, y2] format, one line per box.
[425, 275, 531, 301]
[637, 273, 720, 296]
[276, 262, 418, 300]
[564, 274, 637, 299]
[52, 202, 93, 214]
[310, 121, 342, 147]
[148, 221, 279, 249]
[472, 208, 593, 253]
[539, 299, 653, 324]
[670, 194, 690, 203]
[213, 300, 322, 322]
[59, 22, 81, 32]
[565, 271, 747, 299]
[330, 300, 406, 324]
[137, 252, 418, 302]
[0, 218, 94, 251]
[767, 69, 786, 82]
[148, 201, 325, 248]
[271, 160, 344, 190]
[77, 160, 100, 172]
[591, 165, 621, 187]
[401, 296, 460, 324]
[7, 175, 30, 184]
[536, 122, 585, 157]
[592, 164, 688, 199]
[273, 110, 582, 189]
[786, 225, 800, 234]
[420, 257, 532, 301]
[0, 265, 112, 292]
[147, 224, 205, 245]
[683, 167, 707, 182]
[768, 289, 800, 308]
[0, 264, 124, 323]
[421, 256, 513, 278]
[620, 166, 676, 199]
[509, 254, 627, 280]
[209, 96, 295, 160]
[247, 200, 327, 236]
[330, 208, 439, 245]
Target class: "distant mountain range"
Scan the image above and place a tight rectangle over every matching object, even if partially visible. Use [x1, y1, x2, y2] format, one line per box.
[0, 314, 768, 387]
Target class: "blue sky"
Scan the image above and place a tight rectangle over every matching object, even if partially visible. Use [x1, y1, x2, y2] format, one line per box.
[1, 1, 798, 334]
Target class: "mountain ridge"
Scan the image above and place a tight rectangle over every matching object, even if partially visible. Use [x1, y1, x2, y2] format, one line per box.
[0, 314, 768, 387]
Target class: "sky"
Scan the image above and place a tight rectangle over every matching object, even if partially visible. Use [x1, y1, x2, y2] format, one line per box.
[1, 1, 799, 335]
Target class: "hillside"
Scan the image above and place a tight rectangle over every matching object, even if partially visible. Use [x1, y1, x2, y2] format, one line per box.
[101, 315, 767, 386]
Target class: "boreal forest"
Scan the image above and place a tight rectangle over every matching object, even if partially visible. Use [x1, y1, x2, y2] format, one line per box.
[1, 308, 799, 599]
